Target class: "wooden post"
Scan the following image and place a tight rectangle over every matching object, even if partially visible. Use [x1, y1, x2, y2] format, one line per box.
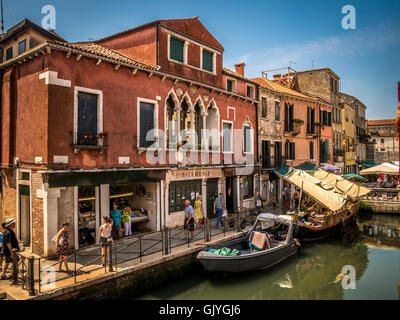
[28, 256, 35, 296]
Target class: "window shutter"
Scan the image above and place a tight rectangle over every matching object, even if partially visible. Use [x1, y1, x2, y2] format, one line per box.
[170, 37, 184, 62]
[202, 49, 213, 72]
[262, 98, 267, 118]
[289, 104, 294, 131]
[77, 92, 98, 145]
[284, 103, 289, 131]
[328, 112, 332, 126]
[140, 102, 155, 148]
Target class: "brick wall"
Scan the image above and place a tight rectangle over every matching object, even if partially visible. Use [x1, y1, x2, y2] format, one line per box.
[0, 169, 17, 231]
[31, 171, 44, 255]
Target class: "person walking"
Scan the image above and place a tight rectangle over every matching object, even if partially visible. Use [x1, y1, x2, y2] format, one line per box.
[255, 189, 262, 214]
[194, 194, 203, 225]
[1, 218, 19, 280]
[55, 222, 71, 272]
[99, 216, 112, 266]
[214, 193, 225, 228]
[122, 208, 132, 237]
[226, 187, 234, 215]
[183, 200, 194, 241]
[110, 204, 122, 240]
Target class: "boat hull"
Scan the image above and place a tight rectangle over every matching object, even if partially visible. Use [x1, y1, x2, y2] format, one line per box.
[295, 211, 357, 242]
[197, 237, 298, 273]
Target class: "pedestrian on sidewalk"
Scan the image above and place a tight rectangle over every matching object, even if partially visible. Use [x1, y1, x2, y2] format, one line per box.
[214, 193, 225, 228]
[255, 189, 262, 214]
[122, 207, 132, 237]
[194, 194, 203, 226]
[110, 204, 122, 240]
[55, 222, 71, 272]
[1, 218, 20, 280]
[99, 216, 112, 266]
[183, 200, 194, 241]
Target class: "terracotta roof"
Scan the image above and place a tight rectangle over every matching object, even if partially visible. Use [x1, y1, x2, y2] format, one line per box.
[368, 119, 396, 126]
[51, 40, 158, 70]
[251, 77, 317, 101]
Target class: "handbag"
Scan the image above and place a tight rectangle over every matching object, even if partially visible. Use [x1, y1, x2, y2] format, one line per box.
[58, 235, 65, 246]
[200, 217, 205, 225]
[222, 209, 228, 217]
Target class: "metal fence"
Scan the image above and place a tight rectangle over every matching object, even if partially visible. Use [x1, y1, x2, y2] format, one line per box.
[11, 208, 266, 296]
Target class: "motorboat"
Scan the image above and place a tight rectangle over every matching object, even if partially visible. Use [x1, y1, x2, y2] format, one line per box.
[197, 213, 299, 273]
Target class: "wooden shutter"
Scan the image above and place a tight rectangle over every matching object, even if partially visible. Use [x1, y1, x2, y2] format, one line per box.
[310, 141, 314, 159]
[140, 102, 154, 148]
[77, 92, 98, 145]
[262, 98, 267, 118]
[289, 104, 294, 131]
[202, 49, 213, 72]
[262, 140, 270, 168]
[170, 37, 184, 62]
[284, 103, 289, 131]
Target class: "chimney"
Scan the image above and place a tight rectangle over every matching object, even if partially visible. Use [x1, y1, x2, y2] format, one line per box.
[273, 73, 281, 81]
[234, 62, 245, 76]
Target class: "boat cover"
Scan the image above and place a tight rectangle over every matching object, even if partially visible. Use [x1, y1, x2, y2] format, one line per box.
[274, 167, 348, 212]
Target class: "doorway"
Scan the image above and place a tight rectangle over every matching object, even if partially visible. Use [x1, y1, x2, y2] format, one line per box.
[225, 176, 236, 213]
[18, 185, 31, 247]
[206, 179, 219, 219]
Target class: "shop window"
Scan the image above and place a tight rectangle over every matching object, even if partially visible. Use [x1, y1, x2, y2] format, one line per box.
[78, 186, 96, 247]
[261, 97, 267, 119]
[169, 180, 202, 213]
[202, 49, 213, 72]
[170, 36, 184, 63]
[6, 47, 12, 60]
[275, 101, 280, 121]
[77, 92, 98, 146]
[139, 101, 155, 148]
[241, 176, 254, 199]
[223, 122, 232, 152]
[18, 39, 26, 54]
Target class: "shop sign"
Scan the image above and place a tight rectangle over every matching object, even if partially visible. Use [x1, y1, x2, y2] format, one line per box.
[169, 168, 221, 180]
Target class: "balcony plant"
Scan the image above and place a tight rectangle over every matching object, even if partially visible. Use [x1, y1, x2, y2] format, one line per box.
[314, 122, 326, 129]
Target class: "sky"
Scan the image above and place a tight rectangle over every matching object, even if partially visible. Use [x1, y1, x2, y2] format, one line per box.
[4, 0, 400, 120]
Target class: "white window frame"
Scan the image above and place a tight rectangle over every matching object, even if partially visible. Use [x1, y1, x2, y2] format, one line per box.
[225, 77, 237, 93]
[246, 84, 255, 99]
[137, 97, 159, 150]
[165, 28, 219, 76]
[16, 169, 32, 250]
[73, 86, 103, 146]
[222, 120, 233, 153]
[227, 106, 236, 121]
[243, 124, 254, 154]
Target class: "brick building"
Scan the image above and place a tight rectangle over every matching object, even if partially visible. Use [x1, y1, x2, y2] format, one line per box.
[0, 17, 258, 256]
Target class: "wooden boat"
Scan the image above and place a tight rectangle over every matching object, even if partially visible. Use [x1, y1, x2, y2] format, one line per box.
[197, 213, 299, 273]
[293, 204, 358, 242]
[274, 163, 369, 242]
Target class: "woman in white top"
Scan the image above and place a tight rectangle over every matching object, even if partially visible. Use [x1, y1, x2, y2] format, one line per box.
[99, 216, 113, 266]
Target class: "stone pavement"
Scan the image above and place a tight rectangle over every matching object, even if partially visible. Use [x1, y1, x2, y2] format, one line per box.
[0, 222, 251, 300]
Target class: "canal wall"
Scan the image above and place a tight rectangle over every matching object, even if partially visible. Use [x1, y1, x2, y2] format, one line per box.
[32, 232, 243, 300]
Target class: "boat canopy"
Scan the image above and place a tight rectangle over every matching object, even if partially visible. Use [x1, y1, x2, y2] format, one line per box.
[274, 165, 349, 212]
[257, 213, 293, 224]
[313, 169, 370, 198]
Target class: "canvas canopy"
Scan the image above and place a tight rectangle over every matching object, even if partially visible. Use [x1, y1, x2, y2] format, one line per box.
[313, 169, 371, 198]
[359, 163, 399, 175]
[274, 167, 348, 212]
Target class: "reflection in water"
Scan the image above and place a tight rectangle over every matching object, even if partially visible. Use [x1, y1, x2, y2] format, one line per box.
[136, 217, 400, 300]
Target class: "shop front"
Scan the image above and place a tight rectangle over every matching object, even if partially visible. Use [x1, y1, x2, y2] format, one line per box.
[165, 168, 223, 228]
[46, 169, 165, 250]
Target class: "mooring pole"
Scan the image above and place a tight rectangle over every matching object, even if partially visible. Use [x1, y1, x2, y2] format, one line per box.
[28, 256, 35, 296]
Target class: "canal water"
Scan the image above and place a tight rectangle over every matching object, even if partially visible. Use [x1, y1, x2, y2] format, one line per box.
[136, 213, 400, 300]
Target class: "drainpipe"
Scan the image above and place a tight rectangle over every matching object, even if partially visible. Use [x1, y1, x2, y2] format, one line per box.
[156, 21, 159, 66]
[0, 68, 3, 165]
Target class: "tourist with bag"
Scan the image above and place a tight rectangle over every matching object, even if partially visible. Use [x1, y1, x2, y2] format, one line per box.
[55, 221, 71, 272]
[99, 216, 113, 266]
[1, 218, 19, 280]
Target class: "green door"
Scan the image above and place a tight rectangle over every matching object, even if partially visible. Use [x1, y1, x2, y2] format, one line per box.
[206, 179, 219, 219]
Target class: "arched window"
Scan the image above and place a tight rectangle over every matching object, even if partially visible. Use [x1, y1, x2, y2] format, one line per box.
[180, 98, 191, 145]
[194, 101, 203, 148]
[166, 95, 178, 148]
[206, 101, 219, 150]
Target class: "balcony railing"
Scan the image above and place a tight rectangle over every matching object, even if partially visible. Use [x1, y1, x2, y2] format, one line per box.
[72, 132, 108, 153]
[306, 124, 321, 137]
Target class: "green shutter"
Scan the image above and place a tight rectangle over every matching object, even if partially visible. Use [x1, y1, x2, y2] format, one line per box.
[202, 49, 213, 72]
[170, 37, 184, 62]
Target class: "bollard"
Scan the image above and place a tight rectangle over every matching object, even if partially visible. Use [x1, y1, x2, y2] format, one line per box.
[108, 242, 113, 272]
[12, 251, 18, 285]
[28, 256, 35, 296]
